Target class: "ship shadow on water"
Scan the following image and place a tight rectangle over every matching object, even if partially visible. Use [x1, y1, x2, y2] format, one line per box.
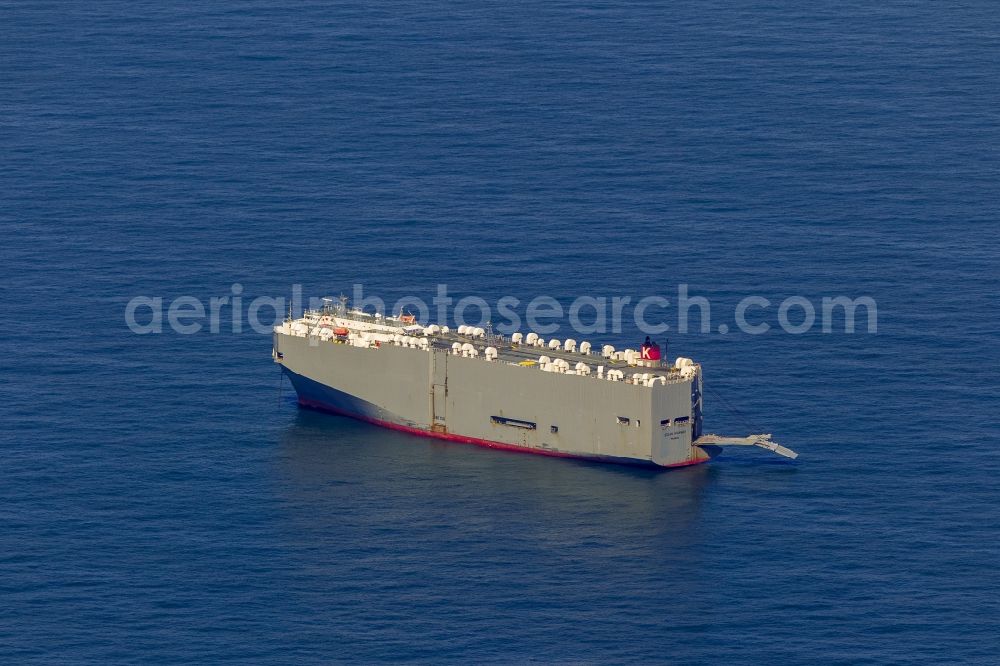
[267, 408, 751, 623]
[274, 407, 718, 542]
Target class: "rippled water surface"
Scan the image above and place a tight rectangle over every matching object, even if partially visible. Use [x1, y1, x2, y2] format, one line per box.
[3, 1, 999, 663]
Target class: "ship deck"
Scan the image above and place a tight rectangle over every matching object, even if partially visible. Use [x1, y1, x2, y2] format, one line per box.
[422, 330, 682, 382]
[295, 307, 687, 384]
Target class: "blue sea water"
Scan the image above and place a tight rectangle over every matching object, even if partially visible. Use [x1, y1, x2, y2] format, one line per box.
[3, 0, 1000, 662]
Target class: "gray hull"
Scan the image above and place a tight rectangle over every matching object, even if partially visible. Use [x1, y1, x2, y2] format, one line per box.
[274, 331, 711, 468]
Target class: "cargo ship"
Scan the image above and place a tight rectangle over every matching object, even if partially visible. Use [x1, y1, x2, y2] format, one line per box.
[273, 295, 797, 468]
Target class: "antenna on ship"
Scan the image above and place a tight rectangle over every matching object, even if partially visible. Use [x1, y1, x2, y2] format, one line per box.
[338, 293, 348, 315]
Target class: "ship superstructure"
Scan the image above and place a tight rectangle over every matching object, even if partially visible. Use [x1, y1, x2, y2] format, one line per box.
[273, 296, 797, 468]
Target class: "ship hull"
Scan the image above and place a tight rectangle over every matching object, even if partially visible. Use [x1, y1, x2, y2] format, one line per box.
[275, 331, 710, 469]
[284, 366, 708, 469]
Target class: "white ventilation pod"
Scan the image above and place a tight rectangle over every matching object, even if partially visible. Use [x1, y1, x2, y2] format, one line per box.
[602, 345, 615, 358]
[457, 324, 469, 335]
[675, 357, 694, 368]
[680, 365, 698, 379]
[419, 338, 429, 350]
[485, 346, 498, 361]
[535, 338, 545, 348]
[451, 342, 462, 355]
[538, 355, 552, 365]
[563, 338, 577, 352]
[441, 325, 450, 334]
[525, 332, 538, 345]
[548, 338, 561, 350]
[579, 341, 592, 355]
[473, 327, 486, 338]
[511, 332, 523, 344]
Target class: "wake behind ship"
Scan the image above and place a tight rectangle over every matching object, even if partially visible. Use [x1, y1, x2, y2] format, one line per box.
[273, 295, 796, 468]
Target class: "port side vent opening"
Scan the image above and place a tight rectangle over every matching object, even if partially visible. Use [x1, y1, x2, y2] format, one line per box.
[674, 416, 690, 424]
[635, 420, 640, 428]
[660, 418, 671, 427]
[617, 416, 630, 426]
[491, 416, 536, 430]
[550, 425, 559, 434]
